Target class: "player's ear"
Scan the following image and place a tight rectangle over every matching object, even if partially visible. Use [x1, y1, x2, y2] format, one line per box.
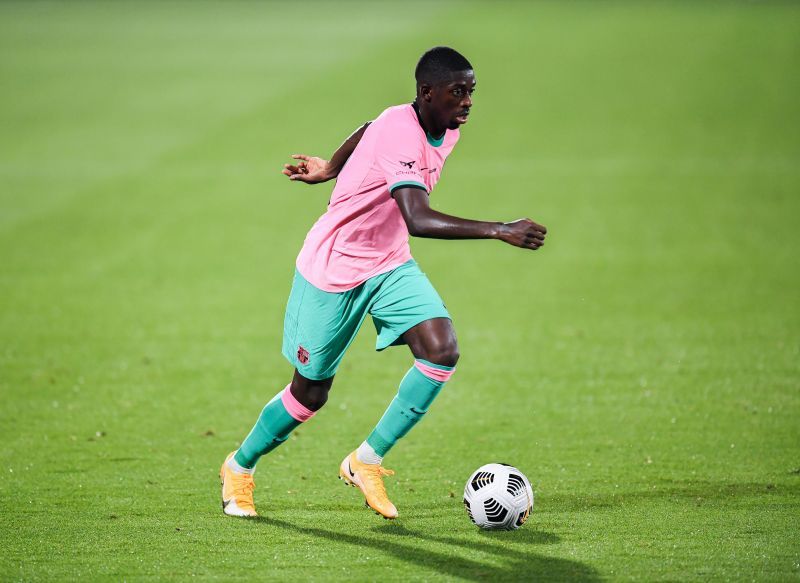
[418, 82, 433, 102]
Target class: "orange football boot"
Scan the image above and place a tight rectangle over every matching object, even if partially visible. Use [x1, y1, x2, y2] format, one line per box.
[220, 451, 257, 517]
[339, 451, 398, 519]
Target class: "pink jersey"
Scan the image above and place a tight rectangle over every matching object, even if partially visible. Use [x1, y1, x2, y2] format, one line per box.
[295, 104, 460, 292]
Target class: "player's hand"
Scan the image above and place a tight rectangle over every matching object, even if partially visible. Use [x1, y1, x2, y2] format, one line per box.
[497, 218, 547, 250]
[282, 154, 332, 184]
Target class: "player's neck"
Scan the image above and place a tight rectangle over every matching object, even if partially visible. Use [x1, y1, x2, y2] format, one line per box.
[412, 101, 446, 142]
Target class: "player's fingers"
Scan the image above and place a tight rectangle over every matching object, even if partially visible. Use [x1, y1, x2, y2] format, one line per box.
[524, 218, 547, 234]
[291, 154, 311, 161]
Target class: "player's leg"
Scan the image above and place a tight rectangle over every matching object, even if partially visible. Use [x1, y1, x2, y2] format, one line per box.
[221, 268, 370, 517]
[358, 317, 457, 464]
[233, 371, 333, 469]
[340, 260, 455, 519]
[221, 371, 332, 517]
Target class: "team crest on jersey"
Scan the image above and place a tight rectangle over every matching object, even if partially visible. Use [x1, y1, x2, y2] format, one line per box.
[297, 345, 310, 365]
[399, 160, 415, 169]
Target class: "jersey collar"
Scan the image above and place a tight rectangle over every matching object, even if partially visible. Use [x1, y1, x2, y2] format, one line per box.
[411, 101, 445, 148]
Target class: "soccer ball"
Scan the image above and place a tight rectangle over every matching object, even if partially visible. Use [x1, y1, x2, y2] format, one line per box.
[463, 463, 534, 530]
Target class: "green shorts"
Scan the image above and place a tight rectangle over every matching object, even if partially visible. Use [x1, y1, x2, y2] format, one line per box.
[281, 259, 450, 380]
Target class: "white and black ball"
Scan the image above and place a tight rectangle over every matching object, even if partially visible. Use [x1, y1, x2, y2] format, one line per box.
[463, 463, 534, 530]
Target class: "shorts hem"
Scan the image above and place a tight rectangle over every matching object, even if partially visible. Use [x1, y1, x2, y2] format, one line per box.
[281, 350, 337, 381]
[375, 314, 452, 352]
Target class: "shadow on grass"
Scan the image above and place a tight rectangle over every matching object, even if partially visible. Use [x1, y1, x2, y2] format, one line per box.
[376, 520, 561, 549]
[255, 516, 599, 581]
[546, 480, 800, 511]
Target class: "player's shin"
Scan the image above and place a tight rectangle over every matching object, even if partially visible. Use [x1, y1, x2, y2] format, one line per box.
[360, 359, 455, 463]
[233, 384, 316, 469]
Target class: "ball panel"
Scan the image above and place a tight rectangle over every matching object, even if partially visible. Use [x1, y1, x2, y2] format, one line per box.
[470, 470, 494, 492]
[482, 496, 509, 524]
[507, 472, 526, 496]
[463, 497, 476, 524]
[514, 504, 532, 528]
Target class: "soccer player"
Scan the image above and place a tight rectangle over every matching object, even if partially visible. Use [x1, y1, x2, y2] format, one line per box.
[220, 47, 546, 519]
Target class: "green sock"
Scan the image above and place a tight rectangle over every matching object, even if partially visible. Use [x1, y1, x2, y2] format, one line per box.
[234, 386, 315, 468]
[366, 359, 455, 457]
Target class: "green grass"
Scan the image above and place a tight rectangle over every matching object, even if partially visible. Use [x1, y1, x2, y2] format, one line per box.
[1, 1, 799, 580]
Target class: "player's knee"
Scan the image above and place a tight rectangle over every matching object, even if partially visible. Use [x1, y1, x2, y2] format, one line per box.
[303, 390, 328, 411]
[290, 377, 333, 411]
[426, 344, 460, 368]
[295, 386, 329, 411]
[442, 347, 460, 368]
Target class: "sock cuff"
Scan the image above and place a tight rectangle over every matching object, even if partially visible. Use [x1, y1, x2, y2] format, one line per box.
[229, 453, 256, 474]
[281, 384, 316, 422]
[366, 428, 394, 457]
[414, 359, 456, 382]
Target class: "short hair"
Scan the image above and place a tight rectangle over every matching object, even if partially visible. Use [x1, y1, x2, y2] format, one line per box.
[415, 47, 473, 85]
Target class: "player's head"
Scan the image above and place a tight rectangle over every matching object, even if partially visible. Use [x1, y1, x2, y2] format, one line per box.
[415, 46, 476, 131]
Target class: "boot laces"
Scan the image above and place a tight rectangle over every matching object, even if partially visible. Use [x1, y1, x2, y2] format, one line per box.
[362, 465, 395, 495]
[232, 473, 255, 509]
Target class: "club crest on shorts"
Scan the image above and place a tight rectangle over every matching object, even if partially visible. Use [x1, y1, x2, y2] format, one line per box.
[297, 345, 310, 365]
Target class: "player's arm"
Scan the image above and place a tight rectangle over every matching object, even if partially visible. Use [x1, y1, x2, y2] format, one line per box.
[392, 187, 546, 250]
[282, 122, 371, 184]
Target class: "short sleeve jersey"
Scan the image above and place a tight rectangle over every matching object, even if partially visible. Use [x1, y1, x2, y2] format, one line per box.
[295, 103, 460, 292]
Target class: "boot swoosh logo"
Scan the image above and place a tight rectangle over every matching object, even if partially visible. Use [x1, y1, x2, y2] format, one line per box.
[348, 461, 356, 478]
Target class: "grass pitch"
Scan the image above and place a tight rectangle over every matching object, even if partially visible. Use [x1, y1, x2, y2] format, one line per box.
[1, 1, 799, 580]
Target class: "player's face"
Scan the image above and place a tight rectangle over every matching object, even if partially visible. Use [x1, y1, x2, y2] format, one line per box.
[432, 70, 476, 130]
